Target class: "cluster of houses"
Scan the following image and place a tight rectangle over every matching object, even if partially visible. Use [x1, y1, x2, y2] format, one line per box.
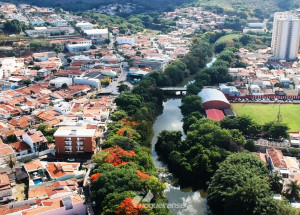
[219, 48, 300, 99]
[256, 149, 300, 195]
[92, 3, 140, 16]
[162, 7, 227, 35]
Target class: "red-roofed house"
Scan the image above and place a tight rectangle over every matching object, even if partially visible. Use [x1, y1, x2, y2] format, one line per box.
[22, 193, 86, 215]
[266, 149, 288, 179]
[10, 141, 31, 157]
[0, 139, 15, 164]
[29, 180, 78, 199]
[22, 130, 48, 153]
[0, 172, 13, 204]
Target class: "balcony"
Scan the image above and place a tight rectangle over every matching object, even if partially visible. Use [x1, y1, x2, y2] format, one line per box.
[65, 146, 72, 152]
[77, 147, 84, 152]
[65, 138, 71, 141]
[65, 142, 72, 146]
[77, 141, 83, 145]
[77, 138, 83, 141]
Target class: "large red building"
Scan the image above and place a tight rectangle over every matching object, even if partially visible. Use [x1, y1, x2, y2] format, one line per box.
[54, 126, 97, 155]
[198, 88, 230, 110]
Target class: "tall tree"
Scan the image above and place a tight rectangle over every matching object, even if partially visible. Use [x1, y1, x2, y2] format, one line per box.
[286, 181, 300, 201]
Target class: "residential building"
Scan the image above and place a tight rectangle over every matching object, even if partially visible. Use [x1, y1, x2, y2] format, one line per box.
[0, 139, 15, 164]
[22, 194, 86, 215]
[271, 12, 300, 60]
[0, 172, 13, 204]
[37, 69, 51, 79]
[28, 180, 78, 199]
[54, 126, 97, 155]
[22, 130, 48, 153]
[54, 102, 72, 116]
[0, 57, 24, 79]
[266, 149, 289, 179]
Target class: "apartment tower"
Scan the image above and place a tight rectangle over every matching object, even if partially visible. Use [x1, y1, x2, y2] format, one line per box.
[271, 12, 300, 60]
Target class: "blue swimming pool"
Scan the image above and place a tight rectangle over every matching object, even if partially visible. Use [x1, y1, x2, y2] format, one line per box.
[33, 179, 43, 185]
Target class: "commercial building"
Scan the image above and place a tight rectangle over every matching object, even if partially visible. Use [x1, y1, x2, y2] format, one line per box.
[49, 77, 73, 88]
[76, 22, 94, 30]
[198, 88, 230, 110]
[74, 76, 102, 90]
[25, 26, 75, 37]
[66, 40, 92, 52]
[271, 12, 300, 60]
[116, 36, 135, 46]
[134, 56, 169, 71]
[84, 29, 108, 39]
[53, 126, 97, 155]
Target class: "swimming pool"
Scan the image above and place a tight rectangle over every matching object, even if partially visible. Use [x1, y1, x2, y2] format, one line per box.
[33, 179, 43, 185]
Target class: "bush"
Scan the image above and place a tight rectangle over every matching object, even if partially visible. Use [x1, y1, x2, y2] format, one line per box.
[23, 158, 33, 163]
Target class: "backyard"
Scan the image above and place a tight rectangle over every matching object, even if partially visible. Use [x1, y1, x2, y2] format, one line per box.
[231, 103, 300, 132]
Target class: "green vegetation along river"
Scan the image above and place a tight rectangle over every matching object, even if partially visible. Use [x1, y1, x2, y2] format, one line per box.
[151, 98, 208, 215]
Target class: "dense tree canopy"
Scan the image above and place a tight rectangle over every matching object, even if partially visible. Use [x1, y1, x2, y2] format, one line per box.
[207, 152, 283, 215]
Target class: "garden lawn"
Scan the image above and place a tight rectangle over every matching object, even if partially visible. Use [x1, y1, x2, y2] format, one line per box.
[231, 103, 300, 132]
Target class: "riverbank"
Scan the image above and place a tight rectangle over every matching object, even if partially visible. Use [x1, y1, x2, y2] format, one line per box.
[151, 98, 208, 215]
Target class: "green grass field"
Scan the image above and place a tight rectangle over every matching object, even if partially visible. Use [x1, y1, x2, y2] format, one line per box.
[231, 103, 300, 132]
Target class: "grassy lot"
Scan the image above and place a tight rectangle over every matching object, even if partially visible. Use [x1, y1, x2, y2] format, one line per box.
[231, 103, 300, 132]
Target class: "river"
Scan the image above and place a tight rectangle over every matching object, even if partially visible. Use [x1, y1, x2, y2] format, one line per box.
[151, 99, 208, 215]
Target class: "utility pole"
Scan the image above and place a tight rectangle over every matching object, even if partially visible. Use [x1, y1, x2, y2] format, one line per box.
[277, 103, 282, 122]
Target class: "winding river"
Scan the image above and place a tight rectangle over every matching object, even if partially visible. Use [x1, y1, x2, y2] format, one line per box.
[151, 58, 216, 214]
[151, 99, 208, 215]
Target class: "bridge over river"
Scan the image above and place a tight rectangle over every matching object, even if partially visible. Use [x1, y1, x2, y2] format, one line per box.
[159, 87, 187, 95]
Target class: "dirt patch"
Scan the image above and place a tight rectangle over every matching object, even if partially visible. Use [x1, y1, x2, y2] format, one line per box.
[12, 183, 26, 201]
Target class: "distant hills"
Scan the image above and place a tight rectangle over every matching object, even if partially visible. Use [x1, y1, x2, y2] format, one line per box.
[4, 0, 299, 15]
[6, 0, 195, 12]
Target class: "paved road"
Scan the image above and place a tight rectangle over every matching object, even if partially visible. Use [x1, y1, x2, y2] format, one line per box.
[99, 61, 130, 94]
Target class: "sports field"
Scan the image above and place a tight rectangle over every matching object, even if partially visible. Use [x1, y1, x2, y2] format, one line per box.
[231, 103, 300, 131]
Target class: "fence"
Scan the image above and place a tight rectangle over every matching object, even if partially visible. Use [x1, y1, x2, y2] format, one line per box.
[226, 94, 300, 101]
[17, 149, 55, 161]
[29, 173, 85, 188]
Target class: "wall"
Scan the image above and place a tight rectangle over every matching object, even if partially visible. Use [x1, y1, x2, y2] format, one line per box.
[38, 201, 86, 215]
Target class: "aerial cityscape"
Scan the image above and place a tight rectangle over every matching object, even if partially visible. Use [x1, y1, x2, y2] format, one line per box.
[0, 0, 299, 214]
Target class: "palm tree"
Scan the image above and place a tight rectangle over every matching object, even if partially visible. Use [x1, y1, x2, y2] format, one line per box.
[5, 155, 17, 179]
[270, 173, 283, 193]
[286, 181, 300, 201]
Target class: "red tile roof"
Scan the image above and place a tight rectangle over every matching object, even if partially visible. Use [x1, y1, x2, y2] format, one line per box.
[0, 172, 10, 191]
[267, 149, 287, 168]
[24, 160, 44, 172]
[206, 109, 225, 121]
[29, 180, 77, 199]
[10, 141, 30, 152]
[254, 152, 267, 165]
[46, 162, 79, 179]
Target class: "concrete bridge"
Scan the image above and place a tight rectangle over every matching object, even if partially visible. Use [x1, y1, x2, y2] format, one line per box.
[160, 87, 187, 95]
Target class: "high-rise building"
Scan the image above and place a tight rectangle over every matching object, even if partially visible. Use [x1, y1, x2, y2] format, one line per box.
[271, 12, 300, 60]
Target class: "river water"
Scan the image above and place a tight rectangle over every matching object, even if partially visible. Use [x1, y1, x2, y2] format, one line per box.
[151, 99, 208, 215]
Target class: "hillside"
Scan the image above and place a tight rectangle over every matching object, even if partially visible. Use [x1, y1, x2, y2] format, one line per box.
[194, 0, 299, 16]
[6, 0, 194, 12]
